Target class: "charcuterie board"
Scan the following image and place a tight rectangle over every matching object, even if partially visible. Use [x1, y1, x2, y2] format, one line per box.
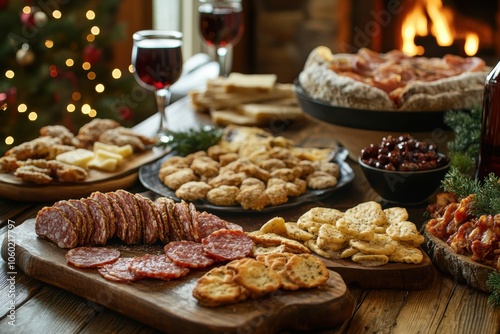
[2, 219, 355, 334]
[0, 148, 168, 202]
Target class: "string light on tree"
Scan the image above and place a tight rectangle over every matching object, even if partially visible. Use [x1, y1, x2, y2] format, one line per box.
[0, 1, 147, 154]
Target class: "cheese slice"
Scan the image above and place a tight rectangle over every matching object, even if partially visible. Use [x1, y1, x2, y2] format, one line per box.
[56, 149, 95, 169]
[94, 149, 124, 164]
[93, 142, 133, 158]
[87, 157, 118, 172]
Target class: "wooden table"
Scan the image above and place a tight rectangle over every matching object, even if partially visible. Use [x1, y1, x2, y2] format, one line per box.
[1, 98, 499, 334]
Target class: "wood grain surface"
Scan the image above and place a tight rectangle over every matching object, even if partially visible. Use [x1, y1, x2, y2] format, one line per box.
[2, 219, 355, 334]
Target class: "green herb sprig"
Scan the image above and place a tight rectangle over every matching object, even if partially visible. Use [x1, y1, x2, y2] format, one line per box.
[441, 166, 500, 217]
[157, 127, 224, 156]
[487, 272, 500, 308]
[444, 107, 482, 175]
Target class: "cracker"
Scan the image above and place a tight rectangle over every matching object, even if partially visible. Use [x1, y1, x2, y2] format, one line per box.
[252, 244, 287, 257]
[386, 220, 425, 247]
[351, 252, 389, 267]
[260, 216, 287, 236]
[231, 258, 282, 298]
[192, 266, 249, 307]
[305, 239, 342, 259]
[340, 247, 359, 259]
[336, 216, 376, 241]
[388, 244, 424, 264]
[285, 222, 315, 241]
[298, 207, 344, 225]
[344, 201, 387, 226]
[285, 254, 329, 288]
[383, 207, 409, 224]
[248, 232, 310, 254]
[317, 223, 350, 249]
[349, 233, 398, 255]
[267, 257, 300, 290]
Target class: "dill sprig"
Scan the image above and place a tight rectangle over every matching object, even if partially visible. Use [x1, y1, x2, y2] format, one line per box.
[487, 272, 500, 307]
[157, 127, 224, 156]
[444, 107, 481, 175]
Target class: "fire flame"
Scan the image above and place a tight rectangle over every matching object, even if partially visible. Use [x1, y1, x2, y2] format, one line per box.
[401, 0, 480, 56]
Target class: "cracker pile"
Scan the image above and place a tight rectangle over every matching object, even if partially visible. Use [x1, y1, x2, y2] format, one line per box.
[192, 253, 329, 307]
[189, 73, 303, 126]
[249, 202, 425, 266]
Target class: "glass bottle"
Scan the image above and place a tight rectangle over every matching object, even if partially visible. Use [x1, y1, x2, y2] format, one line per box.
[476, 61, 500, 181]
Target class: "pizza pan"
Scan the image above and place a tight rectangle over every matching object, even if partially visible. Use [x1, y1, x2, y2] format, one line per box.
[294, 80, 448, 132]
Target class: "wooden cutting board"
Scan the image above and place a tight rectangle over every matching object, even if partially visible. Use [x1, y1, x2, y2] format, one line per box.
[1, 219, 355, 334]
[0, 148, 167, 202]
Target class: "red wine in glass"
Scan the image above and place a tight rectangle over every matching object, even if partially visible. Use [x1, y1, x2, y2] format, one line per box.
[198, 1, 243, 77]
[133, 39, 183, 90]
[199, 5, 243, 47]
[132, 31, 183, 143]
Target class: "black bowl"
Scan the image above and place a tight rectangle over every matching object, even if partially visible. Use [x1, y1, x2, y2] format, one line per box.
[358, 156, 451, 205]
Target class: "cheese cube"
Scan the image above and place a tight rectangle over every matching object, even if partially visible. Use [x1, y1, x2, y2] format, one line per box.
[93, 142, 133, 158]
[56, 149, 95, 169]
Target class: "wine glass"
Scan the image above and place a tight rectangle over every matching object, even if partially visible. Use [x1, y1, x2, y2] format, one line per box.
[132, 30, 183, 144]
[198, 0, 244, 77]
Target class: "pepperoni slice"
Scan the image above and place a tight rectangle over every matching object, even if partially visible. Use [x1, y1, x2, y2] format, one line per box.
[164, 241, 215, 268]
[130, 254, 190, 280]
[202, 229, 254, 261]
[66, 247, 120, 268]
[98, 258, 138, 282]
[197, 212, 228, 239]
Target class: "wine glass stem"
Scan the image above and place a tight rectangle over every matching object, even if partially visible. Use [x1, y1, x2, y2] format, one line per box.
[217, 46, 231, 77]
[155, 88, 171, 142]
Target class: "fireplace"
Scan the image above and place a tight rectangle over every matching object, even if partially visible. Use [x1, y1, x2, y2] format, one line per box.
[240, 0, 500, 82]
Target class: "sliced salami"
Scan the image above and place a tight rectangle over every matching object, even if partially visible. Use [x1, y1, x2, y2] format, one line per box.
[135, 194, 159, 244]
[149, 198, 168, 244]
[130, 254, 190, 280]
[54, 200, 85, 246]
[164, 241, 214, 268]
[81, 198, 108, 246]
[155, 197, 172, 243]
[117, 189, 143, 243]
[35, 206, 78, 248]
[90, 191, 116, 239]
[174, 201, 194, 241]
[105, 192, 128, 242]
[202, 229, 254, 261]
[98, 257, 138, 282]
[108, 191, 138, 244]
[67, 199, 94, 246]
[66, 247, 120, 268]
[188, 202, 201, 242]
[197, 212, 230, 239]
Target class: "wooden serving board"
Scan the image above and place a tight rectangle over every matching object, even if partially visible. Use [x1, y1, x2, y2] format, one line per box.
[421, 224, 494, 292]
[1, 219, 355, 334]
[321, 251, 434, 290]
[0, 148, 168, 202]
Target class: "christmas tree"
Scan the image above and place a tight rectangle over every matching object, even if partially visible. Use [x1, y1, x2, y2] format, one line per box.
[0, 0, 152, 155]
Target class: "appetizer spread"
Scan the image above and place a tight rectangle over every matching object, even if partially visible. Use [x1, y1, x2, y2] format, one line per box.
[299, 46, 488, 111]
[157, 125, 339, 211]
